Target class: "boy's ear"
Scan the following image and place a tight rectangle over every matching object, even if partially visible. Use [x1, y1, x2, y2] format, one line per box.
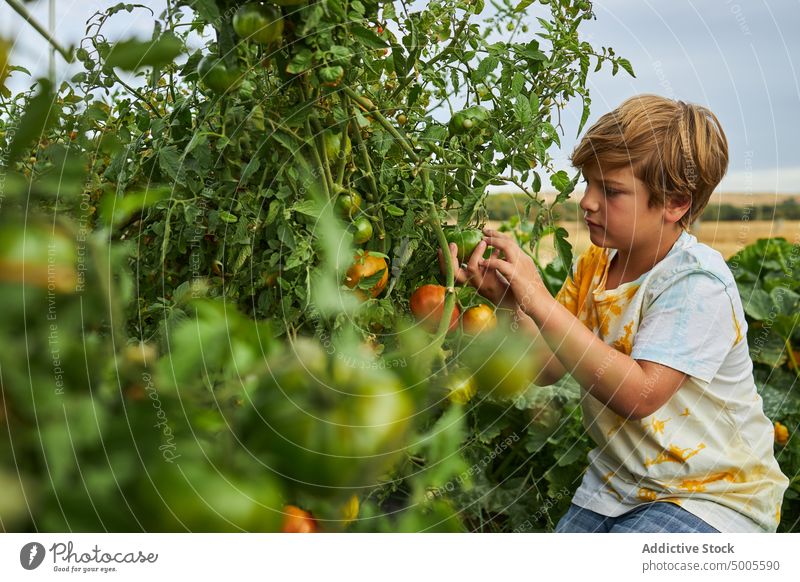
[664, 194, 692, 224]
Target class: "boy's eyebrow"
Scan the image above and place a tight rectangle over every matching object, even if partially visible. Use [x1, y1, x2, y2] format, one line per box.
[583, 175, 627, 188]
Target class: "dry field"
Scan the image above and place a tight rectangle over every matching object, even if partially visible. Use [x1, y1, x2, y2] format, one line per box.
[485, 191, 800, 263]
[487, 219, 800, 264]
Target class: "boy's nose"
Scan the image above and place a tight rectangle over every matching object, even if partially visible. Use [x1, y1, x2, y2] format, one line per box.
[580, 192, 599, 213]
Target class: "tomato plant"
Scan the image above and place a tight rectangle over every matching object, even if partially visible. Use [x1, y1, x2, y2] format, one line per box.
[0, 0, 643, 533]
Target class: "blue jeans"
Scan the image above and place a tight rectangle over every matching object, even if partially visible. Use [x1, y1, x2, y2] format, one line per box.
[555, 502, 720, 533]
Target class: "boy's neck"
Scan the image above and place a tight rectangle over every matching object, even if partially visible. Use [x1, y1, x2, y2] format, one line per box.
[610, 228, 684, 283]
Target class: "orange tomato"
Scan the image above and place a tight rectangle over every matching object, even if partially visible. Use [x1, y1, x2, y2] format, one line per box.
[774, 421, 790, 446]
[461, 304, 497, 335]
[410, 284, 460, 333]
[281, 505, 318, 533]
[344, 251, 388, 299]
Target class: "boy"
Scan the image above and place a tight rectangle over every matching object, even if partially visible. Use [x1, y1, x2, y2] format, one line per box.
[440, 94, 789, 533]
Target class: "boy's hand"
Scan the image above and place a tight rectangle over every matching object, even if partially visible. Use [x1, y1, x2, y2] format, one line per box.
[479, 228, 549, 312]
[437, 240, 516, 309]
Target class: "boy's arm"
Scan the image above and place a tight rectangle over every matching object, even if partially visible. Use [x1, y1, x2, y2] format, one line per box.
[510, 307, 568, 386]
[521, 293, 688, 420]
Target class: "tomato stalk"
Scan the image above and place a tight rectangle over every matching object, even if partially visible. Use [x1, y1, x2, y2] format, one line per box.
[335, 95, 351, 186]
[423, 168, 457, 344]
[4, 0, 73, 62]
[305, 118, 331, 200]
[310, 114, 335, 195]
[349, 105, 379, 201]
[343, 86, 420, 164]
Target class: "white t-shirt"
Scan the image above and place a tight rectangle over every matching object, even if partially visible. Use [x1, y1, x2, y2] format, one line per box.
[554, 229, 789, 532]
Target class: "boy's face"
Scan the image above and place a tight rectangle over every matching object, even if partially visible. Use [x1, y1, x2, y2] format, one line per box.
[579, 162, 682, 252]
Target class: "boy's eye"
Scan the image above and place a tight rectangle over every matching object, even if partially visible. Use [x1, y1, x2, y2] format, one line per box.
[604, 188, 619, 196]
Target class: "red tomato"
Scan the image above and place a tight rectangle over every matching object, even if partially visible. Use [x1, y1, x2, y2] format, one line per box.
[410, 284, 460, 333]
[281, 505, 318, 533]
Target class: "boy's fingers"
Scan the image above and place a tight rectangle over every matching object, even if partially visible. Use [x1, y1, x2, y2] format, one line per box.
[479, 257, 512, 279]
[482, 235, 515, 258]
[467, 240, 486, 272]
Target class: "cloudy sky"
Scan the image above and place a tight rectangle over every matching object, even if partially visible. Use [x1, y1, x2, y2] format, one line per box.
[2, 0, 798, 193]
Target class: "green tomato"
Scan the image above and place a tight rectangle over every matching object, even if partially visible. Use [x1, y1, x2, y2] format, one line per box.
[462, 330, 540, 400]
[232, 3, 284, 45]
[142, 460, 284, 532]
[0, 221, 78, 293]
[323, 131, 351, 162]
[238, 338, 414, 500]
[197, 55, 241, 94]
[448, 105, 490, 136]
[444, 370, 477, 404]
[444, 227, 484, 262]
[335, 190, 362, 219]
[352, 217, 373, 245]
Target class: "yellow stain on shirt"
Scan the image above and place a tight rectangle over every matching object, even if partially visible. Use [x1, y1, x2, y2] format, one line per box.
[648, 416, 672, 435]
[677, 470, 743, 493]
[603, 471, 624, 502]
[606, 415, 626, 437]
[731, 304, 744, 345]
[680, 408, 691, 417]
[612, 320, 636, 355]
[575, 247, 605, 314]
[645, 443, 706, 467]
[637, 487, 659, 501]
[776, 503, 781, 524]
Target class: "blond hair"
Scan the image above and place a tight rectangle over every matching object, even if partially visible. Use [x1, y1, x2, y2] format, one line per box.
[570, 94, 729, 229]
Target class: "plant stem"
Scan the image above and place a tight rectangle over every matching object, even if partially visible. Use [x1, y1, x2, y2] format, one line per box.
[111, 70, 162, 118]
[305, 119, 331, 200]
[336, 95, 351, 186]
[424, 168, 456, 343]
[343, 86, 420, 163]
[349, 109, 380, 201]
[5, 0, 73, 62]
[310, 114, 335, 195]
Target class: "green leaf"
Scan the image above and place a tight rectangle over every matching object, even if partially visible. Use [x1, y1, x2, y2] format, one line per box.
[219, 210, 238, 224]
[158, 145, 183, 182]
[179, 0, 220, 22]
[356, 268, 387, 291]
[385, 204, 405, 217]
[532, 171, 542, 192]
[744, 288, 773, 321]
[350, 25, 387, 49]
[292, 199, 323, 218]
[577, 96, 592, 137]
[553, 227, 573, 287]
[99, 187, 171, 229]
[617, 58, 635, 77]
[7, 79, 58, 163]
[513, 95, 532, 124]
[104, 33, 183, 71]
[515, 0, 536, 12]
[286, 48, 314, 75]
[771, 286, 799, 316]
[550, 170, 572, 193]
